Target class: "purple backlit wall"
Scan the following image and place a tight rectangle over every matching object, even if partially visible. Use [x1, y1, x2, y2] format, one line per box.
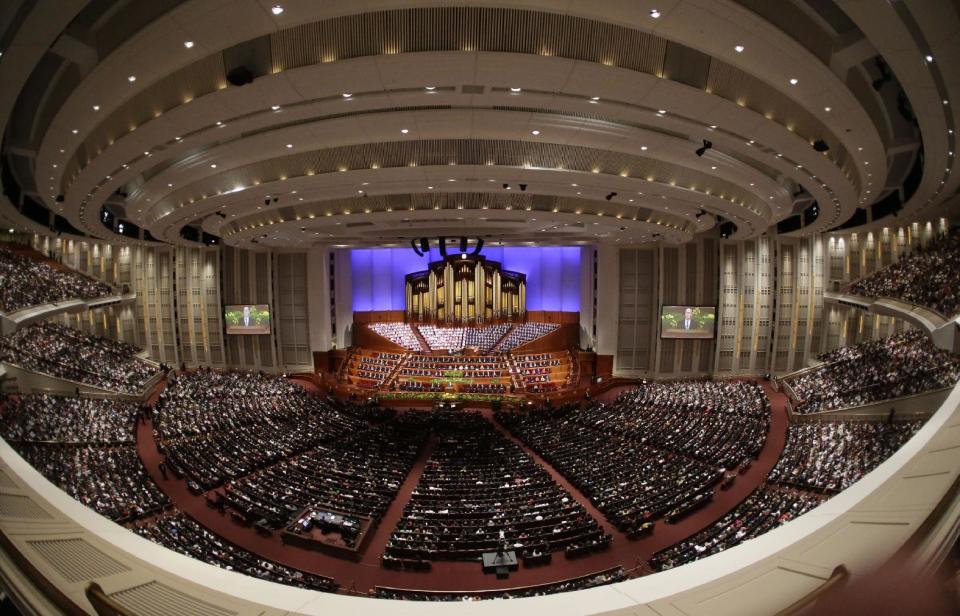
[350, 246, 581, 312]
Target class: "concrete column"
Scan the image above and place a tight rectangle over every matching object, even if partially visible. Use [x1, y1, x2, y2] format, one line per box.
[306, 246, 332, 353]
[594, 243, 620, 358]
[333, 248, 353, 348]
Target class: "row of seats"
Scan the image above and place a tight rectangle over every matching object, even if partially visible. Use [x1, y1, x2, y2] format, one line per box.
[0, 322, 163, 394]
[0, 244, 112, 313]
[386, 411, 605, 561]
[367, 321, 559, 353]
[785, 330, 960, 414]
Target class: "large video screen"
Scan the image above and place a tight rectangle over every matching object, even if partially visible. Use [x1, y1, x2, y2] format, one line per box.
[660, 305, 716, 339]
[224, 304, 271, 335]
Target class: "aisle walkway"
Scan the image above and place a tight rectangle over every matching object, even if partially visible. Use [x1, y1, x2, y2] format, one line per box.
[133, 379, 790, 594]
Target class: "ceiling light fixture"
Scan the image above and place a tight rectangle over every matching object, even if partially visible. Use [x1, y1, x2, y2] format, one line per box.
[425, 86, 436, 91]
[271, 105, 280, 111]
[531, 130, 540, 135]
[127, 75, 136, 82]
[734, 45, 744, 53]
[285, 143, 293, 148]
[184, 41, 194, 49]
[650, 9, 661, 18]
[92, 105, 100, 111]
[925, 54, 934, 63]
[510, 87, 522, 93]
[342, 92, 352, 98]
[789, 78, 799, 85]
[401, 128, 409, 134]
[271, 5, 284, 15]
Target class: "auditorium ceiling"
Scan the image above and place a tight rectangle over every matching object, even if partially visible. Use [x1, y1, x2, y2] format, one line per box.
[0, 0, 958, 248]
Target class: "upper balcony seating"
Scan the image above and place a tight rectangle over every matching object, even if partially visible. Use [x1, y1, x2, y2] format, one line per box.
[0, 244, 112, 313]
[849, 228, 960, 317]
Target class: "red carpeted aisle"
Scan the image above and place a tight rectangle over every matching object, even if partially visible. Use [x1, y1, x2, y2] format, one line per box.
[134, 379, 789, 595]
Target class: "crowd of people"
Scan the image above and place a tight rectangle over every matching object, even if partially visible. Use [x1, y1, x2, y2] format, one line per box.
[156, 371, 367, 489]
[367, 321, 559, 353]
[133, 512, 337, 592]
[386, 411, 606, 561]
[218, 421, 424, 529]
[768, 420, 923, 493]
[785, 330, 960, 414]
[0, 244, 112, 313]
[0, 393, 166, 522]
[0, 322, 164, 394]
[649, 486, 823, 571]
[0, 394, 142, 443]
[374, 566, 627, 600]
[498, 380, 769, 533]
[849, 228, 960, 317]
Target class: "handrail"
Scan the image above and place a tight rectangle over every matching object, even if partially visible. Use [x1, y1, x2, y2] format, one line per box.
[86, 582, 136, 616]
[773, 565, 848, 616]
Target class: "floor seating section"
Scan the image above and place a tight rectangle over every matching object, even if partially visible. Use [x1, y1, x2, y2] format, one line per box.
[133, 511, 337, 592]
[0, 395, 167, 522]
[0, 244, 112, 313]
[498, 381, 770, 533]
[0, 322, 163, 394]
[386, 411, 607, 561]
[783, 330, 960, 414]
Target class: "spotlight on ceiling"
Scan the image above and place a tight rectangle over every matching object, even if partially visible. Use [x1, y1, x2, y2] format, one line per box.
[502, 183, 510, 189]
[519, 184, 527, 191]
[605, 192, 617, 201]
[695, 139, 713, 157]
[812, 139, 830, 152]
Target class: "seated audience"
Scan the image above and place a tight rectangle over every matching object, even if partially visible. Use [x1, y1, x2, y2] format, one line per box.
[849, 228, 960, 317]
[14, 443, 168, 522]
[649, 486, 823, 571]
[368, 322, 425, 351]
[386, 411, 605, 560]
[785, 330, 960, 414]
[133, 511, 336, 592]
[495, 322, 559, 352]
[0, 322, 163, 394]
[0, 394, 141, 443]
[768, 420, 923, 493]
[0, 244, 112, 313]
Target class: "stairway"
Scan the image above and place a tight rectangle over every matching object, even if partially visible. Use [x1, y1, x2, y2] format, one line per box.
[489, 324, 516, 353]
[410, 324, 431, 352]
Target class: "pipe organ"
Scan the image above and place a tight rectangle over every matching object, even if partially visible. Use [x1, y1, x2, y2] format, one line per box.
[405, 255, 526, 323]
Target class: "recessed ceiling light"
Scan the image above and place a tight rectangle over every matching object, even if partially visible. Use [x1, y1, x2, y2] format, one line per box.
[184, 41, 194, 49]
[789, 78, 799, 85]
[650, 9, 661, 18]
[824, 106, 831, 112]
[167, 183, 173, 187]
[425, 86, 436, 91]
[71, 129, 78, 134]
[531, 130, 540, 135]
[944, 99, 949, 105]
[127, 75, 136, 82]
[285, 143, 293, 148]
[510, 87, 522, 93]
[210, 164, 217, 168]
[92, 105, 100, 111]
[401, 128, 409, 134]
[427, 186, 434, 190]
[271, 105, 281, 111]
[215, 121, 223, 126]
[734, 45, 744, 53]
[175, 136, 182, 141]
[640, 146, 648, 151]
[711, 166, 717, 170]
[925, 54, 934, 63]
[342, 93, 352, 98]
[590, 96, 600, 102]
[271, 5, 284, 15]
